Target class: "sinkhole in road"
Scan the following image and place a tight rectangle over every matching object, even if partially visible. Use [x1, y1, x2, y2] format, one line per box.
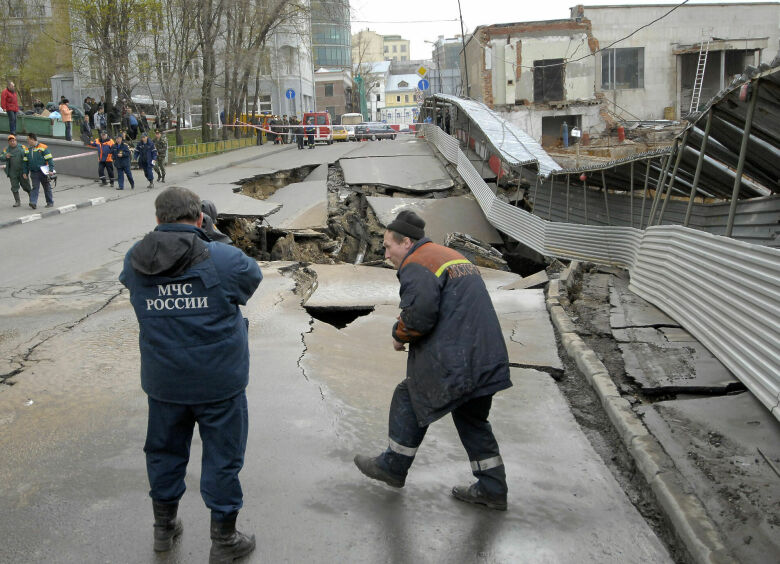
[239, 164, 319, 199]
[304, 306, 375, 329]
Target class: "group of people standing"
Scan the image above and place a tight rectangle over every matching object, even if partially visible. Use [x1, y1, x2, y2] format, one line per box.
[87, 129, 167, 190]
[2, 132, 56, 209]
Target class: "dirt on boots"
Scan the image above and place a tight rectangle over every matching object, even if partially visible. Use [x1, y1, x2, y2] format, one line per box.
[209, 515, 256, 564]
[152, 500, 183, 551]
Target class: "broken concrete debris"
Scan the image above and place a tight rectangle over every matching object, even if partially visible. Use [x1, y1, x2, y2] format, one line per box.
[444, 232, 510, 271]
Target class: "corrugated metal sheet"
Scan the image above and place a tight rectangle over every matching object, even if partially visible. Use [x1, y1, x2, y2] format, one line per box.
[432, 94, 562, 176]
[422, 123, 780, 420]
[630, 227, 780, 419]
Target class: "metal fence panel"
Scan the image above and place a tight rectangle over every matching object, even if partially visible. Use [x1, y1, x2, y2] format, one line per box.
[630, 226, 780, 418]
[422, 124, 780, 420]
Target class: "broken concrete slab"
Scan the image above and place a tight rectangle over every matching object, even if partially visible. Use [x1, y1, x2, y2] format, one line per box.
[491, 288, 563, 371]
[304, 164, 329, 182]
[341, 155, 453, 192]
[303, 263, 401, 309]
[610, 275, 677, 329]
[659, 327, 697, 342]
[265, 180, 328, 229]
[444, 232, 509, 271]
[367, 195, 502, 245]
[618, 338, 739, 393]
[500, 270, 549, 290]
[341, 139, 433, 159]
[639, 393, 780, 563]
[196, 187, 281, 219]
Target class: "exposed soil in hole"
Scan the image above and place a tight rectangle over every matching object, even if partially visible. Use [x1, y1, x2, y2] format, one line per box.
[304, 306, 374, 329]
[240, 164, 319, 199]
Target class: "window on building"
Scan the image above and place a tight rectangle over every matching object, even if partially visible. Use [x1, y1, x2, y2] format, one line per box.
[259, 51, 271, 75]
[324, 83, 334, 97]
[601, 48, 644, 89]
[533, 59, 564, 102]
[401, 56, 407, 61]
[137, 53, 151, 80]
[376, 94, 381, 101]
[258, 95, 272, 113]
[9, 2, 25, 17]
[384, 46, 389, 53]
[404, 94, 409, 102]
[398, 81, 408, 88]
[326, 106, 336, 117]
[89, 56, 101, 82]
[401, 44, 406, 53]
[393, 45, 397, 53]
[396, 95, 401, 102]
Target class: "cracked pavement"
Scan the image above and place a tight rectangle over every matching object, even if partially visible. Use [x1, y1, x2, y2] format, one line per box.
[0, 143, 673, 563]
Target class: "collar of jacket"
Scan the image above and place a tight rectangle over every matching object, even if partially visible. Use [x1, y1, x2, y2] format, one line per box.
[155, 222, 210, 241]
[398, 237, 432, 271]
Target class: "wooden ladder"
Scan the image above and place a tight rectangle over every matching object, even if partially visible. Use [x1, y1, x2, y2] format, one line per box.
[688, 38, 710, 115]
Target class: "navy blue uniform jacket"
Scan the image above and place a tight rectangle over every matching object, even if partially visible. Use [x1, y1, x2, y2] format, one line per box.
[392, 238, 511, 426]
[120, 223, 262, 404]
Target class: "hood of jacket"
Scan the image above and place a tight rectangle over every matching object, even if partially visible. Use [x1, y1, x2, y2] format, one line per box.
[130, 224, 210, 277]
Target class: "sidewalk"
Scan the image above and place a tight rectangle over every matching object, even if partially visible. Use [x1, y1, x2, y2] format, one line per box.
[0, 141, 293, 229]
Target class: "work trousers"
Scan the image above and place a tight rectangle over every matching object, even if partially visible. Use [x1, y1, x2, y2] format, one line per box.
[29, 170, 53, 206]
[153, 158, 166, 180]
[7, 111, 17, 134]
[98, 161, 114, 185]
[380, 380, 507, 496]
[296, 133, 304, 150]
[8, 173, 30, 194]
[145, 391, 248, 522]
[115, 164, 134, 189]
[139, 161, 154, 183]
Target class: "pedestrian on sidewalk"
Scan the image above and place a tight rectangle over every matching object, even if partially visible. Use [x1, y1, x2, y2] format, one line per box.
[354, 210, 512, 510]
[59, 99, 73, 141]
[134, 132, 157, 189]
[119, 186, 262, 563]
[26, 133, 55, 209]
[89, 131, 115, 187]
[153, 130, 167, 183]
[2, 134, 30, 207]
[1, 81, 20, 134]
[110, 133, 134, 190]
[79, 115, 92, 144]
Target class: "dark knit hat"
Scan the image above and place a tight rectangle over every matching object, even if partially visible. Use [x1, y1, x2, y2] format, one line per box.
[387, 210, 425, 240]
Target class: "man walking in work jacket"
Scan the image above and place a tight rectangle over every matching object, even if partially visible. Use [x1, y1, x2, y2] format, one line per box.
[119, 187, 262, 562]
[354, 210, 512, 510]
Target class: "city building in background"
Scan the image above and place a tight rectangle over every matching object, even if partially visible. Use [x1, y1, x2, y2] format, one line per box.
[314, 68, 354, 119]
[383, 35, 411, 62]
[427, 35, 467, 96]
[351, 29, 385, 65]
[311, 0, 352, 69]
[381, 73, 419, 124]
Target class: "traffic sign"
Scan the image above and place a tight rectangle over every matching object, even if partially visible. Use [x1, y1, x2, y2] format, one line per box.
[416, 65, 428, 78]
[418, 79, 430, 91]
[285, 89, 295, 100]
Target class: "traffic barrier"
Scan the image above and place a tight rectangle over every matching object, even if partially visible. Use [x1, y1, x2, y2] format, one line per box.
[420, 123, 780, 420]
[169, 136, 257, 162]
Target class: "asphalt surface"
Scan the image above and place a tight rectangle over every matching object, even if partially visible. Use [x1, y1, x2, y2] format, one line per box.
[0, 140, 673, 563]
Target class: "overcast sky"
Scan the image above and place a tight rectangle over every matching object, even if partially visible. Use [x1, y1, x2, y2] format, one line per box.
[348, 0, 768, 61]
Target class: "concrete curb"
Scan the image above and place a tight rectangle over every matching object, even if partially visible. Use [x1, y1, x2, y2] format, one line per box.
[0, 144, 291, 231]
[546, 271, 734, 564]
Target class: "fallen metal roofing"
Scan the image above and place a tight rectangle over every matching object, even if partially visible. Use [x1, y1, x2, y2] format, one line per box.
[432, 94, 562, 177]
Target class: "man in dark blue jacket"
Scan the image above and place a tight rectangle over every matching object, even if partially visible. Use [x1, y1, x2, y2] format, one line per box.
[110, 133, 134, 190]
[134, 132, 158, 189]
[119, 186, 262, 562]
[354, 210, 512, 510]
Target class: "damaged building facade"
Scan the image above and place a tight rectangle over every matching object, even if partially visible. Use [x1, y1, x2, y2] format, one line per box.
[462, 2, 780, 143]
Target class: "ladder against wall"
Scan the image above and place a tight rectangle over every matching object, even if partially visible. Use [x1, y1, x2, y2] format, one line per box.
[688, 38, 711, 116]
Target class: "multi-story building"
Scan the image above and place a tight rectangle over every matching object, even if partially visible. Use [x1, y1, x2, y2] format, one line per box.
[311, 0, 351, 69]
[381, 73, 419, 124]
[428, 35, 467, 96]
[314, 68, 353, 120]
[383, 35, 411, 62]
[351, 29, 385, 65]
[357, 60, 390, 121]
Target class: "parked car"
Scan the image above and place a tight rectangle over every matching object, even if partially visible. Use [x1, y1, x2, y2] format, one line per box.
[332, 125, 349, 142]
[355, 122, 397, 141]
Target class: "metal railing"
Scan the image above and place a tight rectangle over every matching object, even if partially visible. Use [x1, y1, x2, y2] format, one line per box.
[420, 124, 780, 420]
[169, 136, 257, 162]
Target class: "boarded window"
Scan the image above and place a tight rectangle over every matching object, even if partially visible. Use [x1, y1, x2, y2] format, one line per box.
[533, 59, 564, 102]
[601, 48, 644, 89]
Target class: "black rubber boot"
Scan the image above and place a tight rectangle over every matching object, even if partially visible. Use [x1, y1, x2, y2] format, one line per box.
[13, 191, 21, 207]
[209, 514, 256, 564]
[354, 454, 405, 488]
[152, 500, 183, 552]
[451, 482, 507, 511]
